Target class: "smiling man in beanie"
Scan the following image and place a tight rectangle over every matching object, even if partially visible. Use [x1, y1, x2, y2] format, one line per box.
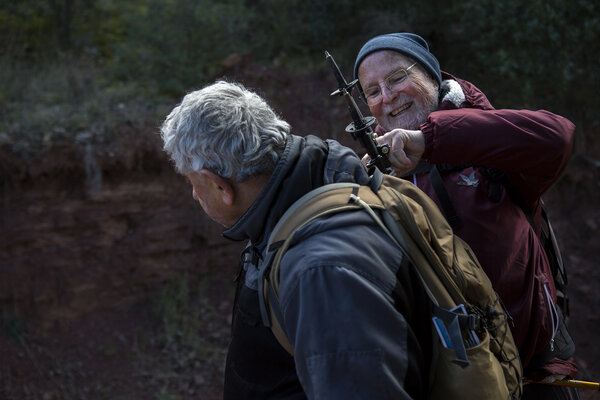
[355, 32, 578, 399]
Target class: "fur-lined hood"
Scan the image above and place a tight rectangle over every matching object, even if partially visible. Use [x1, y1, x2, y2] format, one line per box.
[439, 71, 495, 111]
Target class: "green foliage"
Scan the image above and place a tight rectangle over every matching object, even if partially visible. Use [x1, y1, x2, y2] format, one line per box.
[152, 273, 226, 377]
[0, 56, 156, 153]
[2, 315, 25, 341]
[155, 393, 178, 400]
[108, 0, 255, 95]
[0, 0, 598, 144]
[154, 272, 196, 346]
[243, 0, 421, 68]
[443, 0, 600, 126]
[0, 0, 123, 57]
[0, 1, 56, 58]
[106, 0, 415, 92]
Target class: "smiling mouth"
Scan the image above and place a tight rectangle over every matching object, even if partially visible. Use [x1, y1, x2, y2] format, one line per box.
[390, 102, 412, 117]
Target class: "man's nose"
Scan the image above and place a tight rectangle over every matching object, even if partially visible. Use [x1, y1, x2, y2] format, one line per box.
[381, 84, 397, 104]
[192, 188, 199, 201]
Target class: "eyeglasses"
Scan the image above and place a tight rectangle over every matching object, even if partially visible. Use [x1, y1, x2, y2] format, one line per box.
[362, 63, 417, 106]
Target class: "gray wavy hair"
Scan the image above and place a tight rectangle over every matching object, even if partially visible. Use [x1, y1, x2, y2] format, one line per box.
[160, 81, 290, 181]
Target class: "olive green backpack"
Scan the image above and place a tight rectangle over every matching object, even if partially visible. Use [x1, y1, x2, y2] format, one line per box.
[257, 170, 523, 399]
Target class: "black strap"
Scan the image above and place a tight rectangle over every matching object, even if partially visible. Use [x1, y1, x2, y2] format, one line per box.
[429, 165, 463, 230]
[527, 307, 575, 371]
[479, 167, 536, 228]
[540, 202, 570, 318]
[369, 166, 384, 192]
[479, 169, 570, 318]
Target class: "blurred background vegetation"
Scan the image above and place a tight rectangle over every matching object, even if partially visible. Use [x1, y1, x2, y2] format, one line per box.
[1, 0, 598, 153]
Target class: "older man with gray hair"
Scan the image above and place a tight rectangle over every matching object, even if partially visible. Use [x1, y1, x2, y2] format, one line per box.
[160, 80, 432, 399]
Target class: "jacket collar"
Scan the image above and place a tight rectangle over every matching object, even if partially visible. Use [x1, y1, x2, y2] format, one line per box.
[222, 135, 328, 244]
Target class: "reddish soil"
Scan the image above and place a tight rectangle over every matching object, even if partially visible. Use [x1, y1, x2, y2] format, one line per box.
[1, 63, 599, 399]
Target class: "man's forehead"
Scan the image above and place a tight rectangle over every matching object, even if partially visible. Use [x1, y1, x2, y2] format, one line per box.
[358, 50, 414, 81]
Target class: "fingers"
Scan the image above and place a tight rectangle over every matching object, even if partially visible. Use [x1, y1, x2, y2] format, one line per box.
[362, 129, 425, 176]
[385, 130, 413, 169]
[361, 132, 407, 170]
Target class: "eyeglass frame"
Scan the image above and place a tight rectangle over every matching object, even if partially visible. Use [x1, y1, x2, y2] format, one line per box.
[361, 62, 418, 106]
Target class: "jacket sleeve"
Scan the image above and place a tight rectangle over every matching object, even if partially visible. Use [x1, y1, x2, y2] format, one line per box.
[280, 212, 422, 399]
[280, 265, 414, 400]
[420, 108, 575, 207]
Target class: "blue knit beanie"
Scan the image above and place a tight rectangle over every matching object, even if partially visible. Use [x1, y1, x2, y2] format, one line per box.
[353, 33, 442, 86]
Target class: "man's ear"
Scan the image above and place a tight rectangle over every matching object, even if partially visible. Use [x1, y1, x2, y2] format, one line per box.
[200, 169, 235, 206]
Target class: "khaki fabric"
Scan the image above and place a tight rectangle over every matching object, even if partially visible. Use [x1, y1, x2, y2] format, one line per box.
[262, 174, 523, 399]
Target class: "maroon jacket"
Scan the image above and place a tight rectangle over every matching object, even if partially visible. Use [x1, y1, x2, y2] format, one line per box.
[397, 72, 575, 371]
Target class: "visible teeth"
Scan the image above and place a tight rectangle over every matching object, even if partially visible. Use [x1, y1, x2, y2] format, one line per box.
[391, 102, 411, 116]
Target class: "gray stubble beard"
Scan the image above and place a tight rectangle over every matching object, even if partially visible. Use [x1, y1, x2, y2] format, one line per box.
[407, 79, 440, 130]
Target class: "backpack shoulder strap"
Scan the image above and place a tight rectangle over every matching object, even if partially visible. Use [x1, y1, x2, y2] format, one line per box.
[429, 165, 464, 229]
[258, 174, 469, 354]
[375, 173, 467, 308]
[257, 182, 386, 355]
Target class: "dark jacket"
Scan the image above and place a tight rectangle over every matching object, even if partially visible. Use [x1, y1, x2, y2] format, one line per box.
[222, 135, 432, 399]
[399, 72, 576, 371]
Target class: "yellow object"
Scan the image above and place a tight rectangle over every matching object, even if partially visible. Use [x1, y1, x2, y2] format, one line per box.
[527, 379, 600, 391]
